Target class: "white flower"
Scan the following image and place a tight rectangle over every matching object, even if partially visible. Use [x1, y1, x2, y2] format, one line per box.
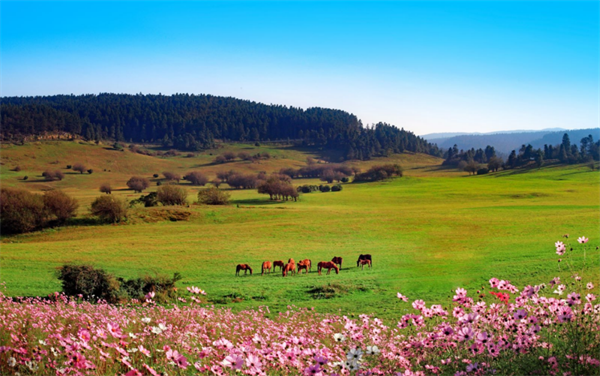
[151, 326, 163, 334]
[158, 323, 168, 331]
[50, 347, 59, 357]
[7, 357, 17, 367]
[38, 340, 47, 346]
[129, 332, 137, 339]
[345, 359, 360, 371]
[346, 348, 363, 361]
[141, 317, 151, 324]
[333, 333, 346, 342]
[366, 345, 380, 355]
[25, 360, 39, 372]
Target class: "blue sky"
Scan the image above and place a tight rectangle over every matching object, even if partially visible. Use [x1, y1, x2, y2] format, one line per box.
[1, 1, 598, 135]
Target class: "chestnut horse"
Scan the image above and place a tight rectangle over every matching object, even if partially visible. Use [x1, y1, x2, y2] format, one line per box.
[261, 261, 272, 275]
[273, 260, 285, 271]
[358, 259, 372, 270]
[297, 259, 311, 274]
[331, 256, 343, 270]
[357, 254, 372, 267]
[301, 259, 312, 272]
[235, 264, 253, 276]
[287, 258, 296, 271]
[318, 261, 339, 275]
[282, 262, 296, 277]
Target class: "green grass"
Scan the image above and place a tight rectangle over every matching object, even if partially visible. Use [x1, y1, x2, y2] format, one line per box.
[1, 141, 599, 319]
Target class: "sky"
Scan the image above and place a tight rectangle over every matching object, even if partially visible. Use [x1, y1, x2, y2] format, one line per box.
[1, 1, 598, 135]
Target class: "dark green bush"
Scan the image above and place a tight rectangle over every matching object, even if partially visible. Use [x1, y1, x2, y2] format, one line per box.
[319, 185, 331, 192]
[57, 264, 120, 303]
[477, 168, 489, 175]
[332, 184, 343, 192]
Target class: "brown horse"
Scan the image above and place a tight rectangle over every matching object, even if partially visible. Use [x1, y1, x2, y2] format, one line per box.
[261, 261, 272, 275]
[301, 259, 312, 272]
[357, 254, 372, 267]
[297, 260, 310, 274]
[273, 260, 285, 271]
[331, 256, 343, 270]
[287, 258, 296, 271]
[236, 264, 253, 276]
[358, 259, 372, 270]
[318, 261, 339, 275]
[282, 262, 296, 277]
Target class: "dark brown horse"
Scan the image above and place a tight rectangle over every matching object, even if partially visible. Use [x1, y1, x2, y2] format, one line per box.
[318, 261, 339, 275]
[331, 256, 343, 270]
[273, 260, 285, 271]
[282, 262, 296, 277]
[235, 264, 253, 276]
[261, 261, 272, 275]
[357, 254, 372, 267]
[358, 259, 372, 270]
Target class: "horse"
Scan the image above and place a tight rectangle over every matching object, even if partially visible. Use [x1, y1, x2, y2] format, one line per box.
[300, 259, 312, 272]
[331, 256, 343, 270]
[273, 260, 285, 271]
[297, 260, 310, 274]
[288, 258, 296, 271]
[282, 262, 296, 277]
[261, 261, 272, 275]
[235, 264, 253, 276]
[358, 259, 372, 270]
[318, 261, 339, 275]
[357, 254, 372, 267]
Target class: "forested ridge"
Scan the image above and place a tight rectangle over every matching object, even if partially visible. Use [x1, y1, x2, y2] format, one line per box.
[1, 93, 441, 160]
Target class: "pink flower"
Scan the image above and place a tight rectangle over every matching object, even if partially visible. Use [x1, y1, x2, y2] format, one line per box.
[304, 364, 323, 375]
[555, 241, 566, 255]
[145, 291, 155, 300]
[567, 292, 581, 306]
[245, 353, 262, 370]
[456, 326, 475, 341]
[222, 354, 243, 370]
[587, 282, 594, 290]
[577, 236, 588, 244]
[125, 370, 142, 376]
[77, 328, 91, 342]
[396, 292, 408, 302]
[513, 309, 527, 320]
[489, 278, 500, 288]
[412, 300, 426, 311]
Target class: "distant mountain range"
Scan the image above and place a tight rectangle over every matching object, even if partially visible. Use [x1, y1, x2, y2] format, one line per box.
[422, 128, 600, 156]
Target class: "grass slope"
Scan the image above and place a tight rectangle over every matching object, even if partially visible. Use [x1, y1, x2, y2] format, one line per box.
[1, 141, 598, 319]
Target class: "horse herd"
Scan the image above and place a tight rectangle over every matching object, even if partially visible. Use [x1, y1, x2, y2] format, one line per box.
[235, 254, 372, 277]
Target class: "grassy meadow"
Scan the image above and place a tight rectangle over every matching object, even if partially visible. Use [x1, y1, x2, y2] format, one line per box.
[1, 141, 598, 319]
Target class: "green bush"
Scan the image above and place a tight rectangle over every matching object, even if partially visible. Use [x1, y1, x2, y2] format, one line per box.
[319, 185, 331, 192]
[157, 184, 188, 206]
[198, 187, 230, 205]
[57, 264, 120, 303]
[331, 184, 343, 192]
[477, 168, 490, 175]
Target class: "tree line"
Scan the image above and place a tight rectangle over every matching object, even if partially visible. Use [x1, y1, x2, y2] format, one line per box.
[0, 93, 441, 160]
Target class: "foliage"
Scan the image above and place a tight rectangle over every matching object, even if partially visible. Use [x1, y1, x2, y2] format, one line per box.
[42, 169, 64, 181]
[130, 192, 159, 207]
[126, 176, 150, 193]
[99, 183, 112, 194]
[477, 167, 489, 175]
[162, 171, 180, 182]
[331, 184, 343, 192]
[157, 185, 188, 206]
[197, 187, 230, 205]
[43, 190, 79, 223]
[72, 163, 86, 174]
[56, 264, 120, 303]
[354, 164, 403, 182]
[257, 175, 298, 201]
[183, 171, 208, 186]
[90, 195, 128, 223]
[0, 187, 47, 234]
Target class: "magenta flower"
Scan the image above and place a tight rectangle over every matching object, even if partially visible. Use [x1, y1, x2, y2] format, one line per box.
[304, 364, 323, 375]
[412, 299, 426, 311]
[222, 354, 243, 370]
[577, 236, 588, 244]
[396, 292, 408, 302]
[456, 326, 475, 341]
[513, 309, 527, 320]
[567, 292, 581, 306]
[489, 278, 500, 288]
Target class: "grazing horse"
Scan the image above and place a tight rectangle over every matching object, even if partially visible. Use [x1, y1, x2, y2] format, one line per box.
[318, 261, 339, 275]
[331, 256, 343, 270]
[235, 264, 253, 276]
[301, 259, 312, 272]
[297, 260, 310, 274]
[261, 261, 272, 275]
[282, 262, 296, 277]
[273, 260, 285, 271]
[288, 258, 296, 271]
[358, 259, 372, 270]
[357, 254, 372, 267]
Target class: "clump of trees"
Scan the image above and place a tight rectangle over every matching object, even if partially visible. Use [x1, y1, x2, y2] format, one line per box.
[156, 185, 188, 206]
[213, 151, 271, 164]
[443, 145, 497, 167]
[279, 164, 355, 181]
[228, 173, 259, 189]
[99, 183, 112, 194]
[42, 170, 65, 181]
[258, 175, 298, 201]
[354, 164, 403, 182]
[162, 171, 181, 182]
[127, 176, 150, 193]
[197, 187, 230, 205]
[72, 163, 87, 174]
[183, 171, 208, 186]
[0, 188, 79, 234]
[90, 195, 128, 223]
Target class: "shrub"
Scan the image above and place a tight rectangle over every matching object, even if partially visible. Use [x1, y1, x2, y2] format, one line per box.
[12, 166, 21, 172]
[153, 174, 159, 178]
[43, 170, 56, 181]
[87, 169, 93, 174]
[162, 171, 181, 182]
[113, 142, 124, 150]
[223, 151, 237, 161]
[477, 168, 489, 175]
[117, 273, 182, 302]
[238, 152, 252, 160]
[57, 264, 120, 303]
[228, 173, 258, 189]
[99, 183, 112, 194]
[214, 155, 227, 164]
[341, 177, 349, 183]
[487, 157, 503, 172]
[319, 185, 331, 192]
[197, 187, 230, 205]
[90, 195, 128, 223]
[43, 190, 79, 223]
[331, 184, 343, 192]
[157, 185, 188, 206]
[457, 160, 468, 171]
[54, 170, 65, 180]
[23, 176, 28, 181]
[211, 178, 222, 188]
[73, 163, 86, 174]
[0, 187, 47, 234]
[354, 164, 403, 182]
[127, 176, 150, 192]
[464, 160, 478, 175]
[254, 142, 260, 147]
[258, 176, 298, 201]
[130, 192, 159, 207]
[301, 185, 311, 193]
[183, 171, 208, 186]
[66, 165, 72, 169]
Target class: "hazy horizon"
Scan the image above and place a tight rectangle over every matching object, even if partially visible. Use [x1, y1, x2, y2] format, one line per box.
[2, 1, 598, 135]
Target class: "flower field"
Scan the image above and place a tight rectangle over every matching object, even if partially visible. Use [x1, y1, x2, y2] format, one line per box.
[1, 239, 599, 376]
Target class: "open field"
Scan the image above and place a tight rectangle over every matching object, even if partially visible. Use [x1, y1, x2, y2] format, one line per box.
[1, 141, 599, 319]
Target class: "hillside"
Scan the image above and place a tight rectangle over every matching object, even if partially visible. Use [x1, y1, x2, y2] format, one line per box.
[426, 128, 599, 155]
[0, 93, 441, 161]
